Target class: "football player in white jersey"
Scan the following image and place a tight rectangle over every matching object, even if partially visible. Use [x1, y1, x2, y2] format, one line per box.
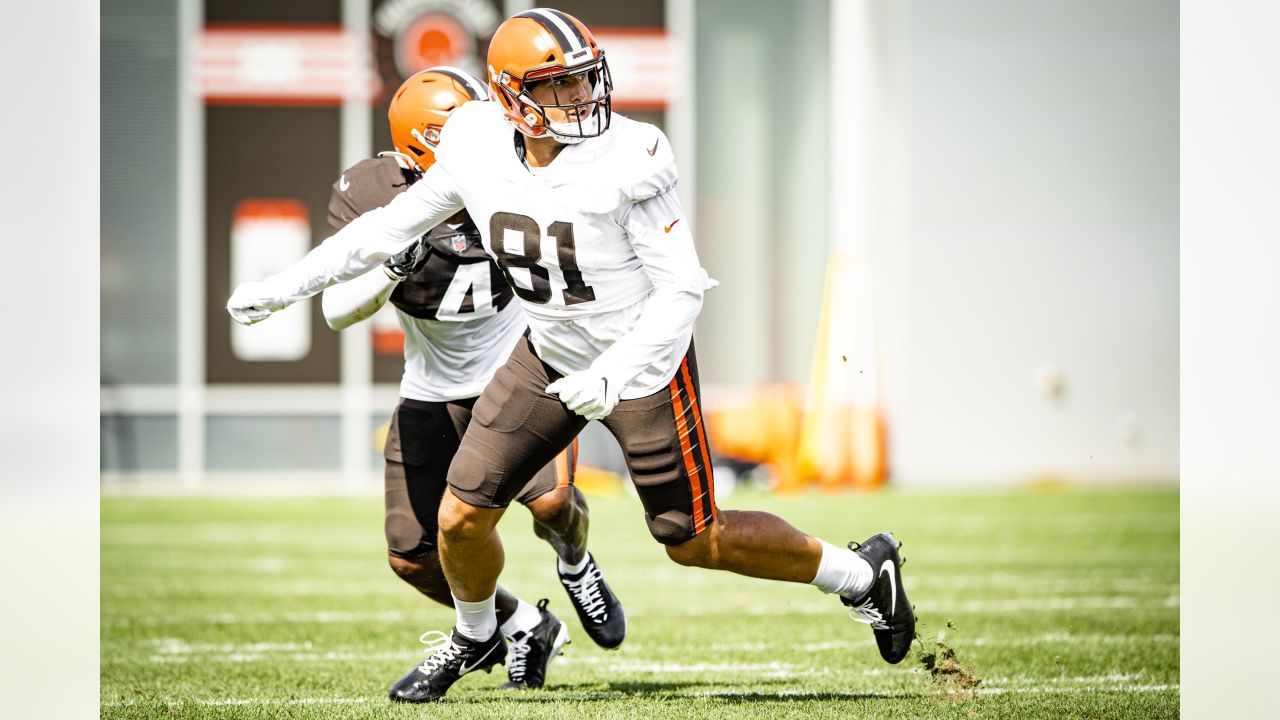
[322, 67, 625, 696]
[228, 8, 915, 704]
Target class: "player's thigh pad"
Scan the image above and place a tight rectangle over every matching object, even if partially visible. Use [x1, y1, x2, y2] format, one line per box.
[443, 391, 565, 507]
[602, 350, 716, 545]
[448, 337, 587, 509]
[384, 398, 463, 557]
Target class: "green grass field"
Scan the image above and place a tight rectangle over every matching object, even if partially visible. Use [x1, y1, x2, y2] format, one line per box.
[102, 486, 1178, 719]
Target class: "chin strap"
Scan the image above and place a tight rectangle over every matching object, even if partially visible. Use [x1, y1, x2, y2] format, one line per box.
[377, 150, 419, 172]
[548, 131, 585, 145]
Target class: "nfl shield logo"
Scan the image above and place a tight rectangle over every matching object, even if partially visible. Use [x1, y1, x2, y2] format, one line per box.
[451, 235, 468, 253]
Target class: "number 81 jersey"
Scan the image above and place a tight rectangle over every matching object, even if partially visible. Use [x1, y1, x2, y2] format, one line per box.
[436, 101, 677, 318]
[425, 101, 698, 385]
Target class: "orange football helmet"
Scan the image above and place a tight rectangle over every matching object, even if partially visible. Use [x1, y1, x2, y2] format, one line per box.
[387, 66, 489, 172]
[487, 8, 612, 143]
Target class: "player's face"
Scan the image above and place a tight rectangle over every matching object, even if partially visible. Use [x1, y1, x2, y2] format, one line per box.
[526, 72, 595, 124]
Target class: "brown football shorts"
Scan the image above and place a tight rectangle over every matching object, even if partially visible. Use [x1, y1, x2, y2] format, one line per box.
[383, 395, 577, 559]
[448, 336, 716, 546]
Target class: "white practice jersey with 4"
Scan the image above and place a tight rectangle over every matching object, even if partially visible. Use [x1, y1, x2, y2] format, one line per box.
[396, 300, 527, 403]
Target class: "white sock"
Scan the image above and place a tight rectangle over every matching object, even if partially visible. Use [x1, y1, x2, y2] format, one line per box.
[557, 553, 591, 577]
[453, 592, 498, 641]
[810, 539, 873, 598]
[499, 597, 543, 638]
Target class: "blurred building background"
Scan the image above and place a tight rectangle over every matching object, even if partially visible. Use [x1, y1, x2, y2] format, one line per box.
[101, 0, 1177, 492]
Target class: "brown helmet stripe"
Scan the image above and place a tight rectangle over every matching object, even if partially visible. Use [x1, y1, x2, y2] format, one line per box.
[426, 66, 487, 101]
[542, 8, 588, 48]
[516, 8, 587, 56]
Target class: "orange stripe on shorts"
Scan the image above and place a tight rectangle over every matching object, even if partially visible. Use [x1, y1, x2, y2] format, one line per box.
[680, 360, 716, 516]
[669, 365, 706, 532]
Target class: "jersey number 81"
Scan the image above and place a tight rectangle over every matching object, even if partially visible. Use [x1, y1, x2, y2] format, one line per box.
[490, 212, 596, 306]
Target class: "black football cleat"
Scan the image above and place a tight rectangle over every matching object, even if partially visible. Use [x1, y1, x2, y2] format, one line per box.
[388, 628, 506, 703]
[500, 599, 571, 690]
[842, 532, 915, 664]
[558, 553, 626, 649]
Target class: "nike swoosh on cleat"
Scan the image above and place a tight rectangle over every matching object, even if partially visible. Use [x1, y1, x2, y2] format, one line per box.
[458, 641, 501, 675]
[338, 175, 350, 192]
[879, 559, 896, 616]
[664, 219, 680, 233]
[648, 138, 659, 156]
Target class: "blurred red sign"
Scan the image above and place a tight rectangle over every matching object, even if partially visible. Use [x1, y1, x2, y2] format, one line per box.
[595, 29, 676, 111]
[198, 24, 673, 110]
[199, 25, 380, 105]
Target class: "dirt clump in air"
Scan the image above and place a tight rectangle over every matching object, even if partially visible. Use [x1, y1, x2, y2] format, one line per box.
[916, 622, 983, 694]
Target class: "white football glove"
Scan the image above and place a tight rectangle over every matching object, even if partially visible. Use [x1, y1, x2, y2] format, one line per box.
[546, 368, 625, 421]
[226, 281, 287, 326]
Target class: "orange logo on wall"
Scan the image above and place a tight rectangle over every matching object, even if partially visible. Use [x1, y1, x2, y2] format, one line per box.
[373, 0, 500, 81]
[397, 13, 471, 76]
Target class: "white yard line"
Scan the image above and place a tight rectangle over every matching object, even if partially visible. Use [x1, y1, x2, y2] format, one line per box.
[108, 594, 1178, 626]
[626, 595, 1179, 616]
[105, 576, 1181, 599]
[206, 610, 413, 624]
[104, 697, 377, 708]
[967, 633, 1180, 647]
[140, 631, 1179, 664]
[907, 575, 1179, 592]
[102, 682, 1179, 708]
[979, 684, 1178, 695]
[694, 633, 1179, 654]
[688, 683, 1179, 699]
[150, 639, 314, 653]
[148, 652, 410, 664]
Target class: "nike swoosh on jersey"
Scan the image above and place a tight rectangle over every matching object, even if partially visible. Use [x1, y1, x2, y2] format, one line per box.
[458, 641, 501, 675]
[664, 219, 680, 233]
[879, 559, 896, 616]
[338, 175, 350, 192]
[647, 138, 659, 156]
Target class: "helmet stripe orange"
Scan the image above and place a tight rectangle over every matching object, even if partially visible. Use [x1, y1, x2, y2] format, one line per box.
[541, 8, 589, 49]
[516, 8, 586, 55]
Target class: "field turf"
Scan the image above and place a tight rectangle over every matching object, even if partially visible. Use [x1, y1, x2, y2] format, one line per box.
[102, 486, 1178, 718]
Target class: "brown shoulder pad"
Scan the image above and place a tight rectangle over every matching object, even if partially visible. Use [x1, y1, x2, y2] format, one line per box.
[327, 156, 416, 230]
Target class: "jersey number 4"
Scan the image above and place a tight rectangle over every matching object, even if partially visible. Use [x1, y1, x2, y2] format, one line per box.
[490, 212, 596, 306]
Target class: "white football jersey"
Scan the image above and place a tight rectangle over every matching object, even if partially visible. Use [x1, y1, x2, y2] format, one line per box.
[322, 155, 528, 403]
[427, 102, 710, 397]
[397, 302, 526, 402]
[267, 101, 711, 399]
